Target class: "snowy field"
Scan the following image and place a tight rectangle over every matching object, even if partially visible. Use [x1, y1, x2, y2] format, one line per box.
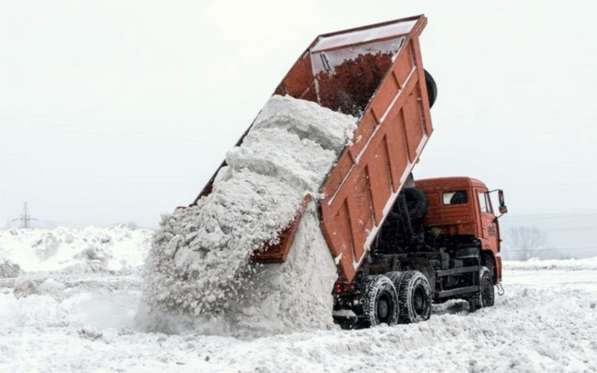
[1, 227, 597, 372]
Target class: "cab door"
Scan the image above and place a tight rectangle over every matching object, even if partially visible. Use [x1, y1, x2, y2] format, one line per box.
[476, 189, 499, 253]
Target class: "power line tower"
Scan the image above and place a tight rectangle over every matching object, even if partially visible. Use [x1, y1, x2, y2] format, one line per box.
[11, 202, 37, 229]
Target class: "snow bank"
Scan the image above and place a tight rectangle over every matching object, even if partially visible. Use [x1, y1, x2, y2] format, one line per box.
[143, 95, 356, 334]
[504, 256, 597, 271]
[0, 260, 20, 278]
[0, 226, 152, 273]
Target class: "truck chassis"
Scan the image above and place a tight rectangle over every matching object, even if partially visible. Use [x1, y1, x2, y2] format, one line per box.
[332, 187, 497, 328]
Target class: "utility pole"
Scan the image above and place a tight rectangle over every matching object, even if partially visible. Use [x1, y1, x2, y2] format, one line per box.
[10, 202, 37, 229]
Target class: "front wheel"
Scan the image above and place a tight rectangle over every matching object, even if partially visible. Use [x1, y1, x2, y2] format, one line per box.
[480, 267, 495, 307]
[469, 266, 495, 312]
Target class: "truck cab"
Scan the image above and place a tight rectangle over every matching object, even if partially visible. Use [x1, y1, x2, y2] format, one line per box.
[416, 177, 507, 283]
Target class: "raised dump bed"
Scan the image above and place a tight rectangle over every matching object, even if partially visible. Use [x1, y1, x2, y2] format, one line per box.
[195, 15, 434, 283]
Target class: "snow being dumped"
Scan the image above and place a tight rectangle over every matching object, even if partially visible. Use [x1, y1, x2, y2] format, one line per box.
[142, 95, 357, 335]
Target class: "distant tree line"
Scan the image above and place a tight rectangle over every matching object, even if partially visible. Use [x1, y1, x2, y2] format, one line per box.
[502, 225, 571, 260]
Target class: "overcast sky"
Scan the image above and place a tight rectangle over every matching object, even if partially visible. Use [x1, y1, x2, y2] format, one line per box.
[1, 1, 596, 227]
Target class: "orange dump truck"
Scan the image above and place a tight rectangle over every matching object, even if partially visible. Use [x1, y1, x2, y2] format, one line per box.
[196, 15, 508, 328]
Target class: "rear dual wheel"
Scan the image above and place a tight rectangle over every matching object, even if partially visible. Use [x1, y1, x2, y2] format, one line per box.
[396, 271, 432, 323]
[362, 275, 399, 327]
[362, 271, 432, 327]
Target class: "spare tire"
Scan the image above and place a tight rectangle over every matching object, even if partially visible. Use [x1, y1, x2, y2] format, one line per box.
[362, 275, 399, 327]
[397, 270, 432, 323]
[424, 69, 437, 108]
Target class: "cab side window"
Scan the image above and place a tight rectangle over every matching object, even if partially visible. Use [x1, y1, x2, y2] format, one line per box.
[443, 190, 468, 205]
[477, 192, 492, 214]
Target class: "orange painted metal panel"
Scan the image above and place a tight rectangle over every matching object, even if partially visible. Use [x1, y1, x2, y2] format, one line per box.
[348, 111, 377, 159]
[384, 107, 410, 191]
[393, 45, 414, 87]
[411, 38, 433, 136]
[402, 89, 424, 162]
[371, 75, 399, 121]
[347, 169, 374, 260]
[367, 136, 394, 225]
[318, 18, 432, 281]
[322, 151, 353, 200]
[274, 53, 314, 98]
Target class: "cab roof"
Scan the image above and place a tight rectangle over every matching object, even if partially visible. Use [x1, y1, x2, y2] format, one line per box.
[416, 177, 487, 191]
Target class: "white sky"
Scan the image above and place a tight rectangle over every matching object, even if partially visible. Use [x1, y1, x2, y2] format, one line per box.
[1, 1, 596, 227]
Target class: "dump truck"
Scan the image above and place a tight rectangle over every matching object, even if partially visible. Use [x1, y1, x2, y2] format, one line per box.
[195, 15, 508, 328]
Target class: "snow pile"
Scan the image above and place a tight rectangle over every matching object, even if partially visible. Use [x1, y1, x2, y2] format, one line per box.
[0, 226, 152, 273]
[143, 95, 356, 333]
[0, 260, 21, 278]
[13, 277, 38, 299]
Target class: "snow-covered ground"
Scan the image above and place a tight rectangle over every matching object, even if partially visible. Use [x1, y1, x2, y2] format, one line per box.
[1, 228, 597, 372]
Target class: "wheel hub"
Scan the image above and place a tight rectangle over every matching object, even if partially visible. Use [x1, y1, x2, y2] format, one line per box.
[377, 296, 390, 320]
[413, 286, 427, 314]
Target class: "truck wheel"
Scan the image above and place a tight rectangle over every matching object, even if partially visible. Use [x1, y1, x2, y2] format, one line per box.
[397, 271, 432, 323]
[481, 252, 496, 284]
[362, 275, 399, 327]
[424, 69, 437, 108]
[468, 266, 494, 312]
[479, 266, 495, 307]
[385, 271, 404, 290]
[468, 296, 482, 312]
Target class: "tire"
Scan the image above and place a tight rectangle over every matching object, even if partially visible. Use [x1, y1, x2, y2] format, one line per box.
[468, 295, 482, 312]
[424, 69, 437, 108]
[397, 271, 432, 323]
[385, 271, 405, 290]
[402, 188, 427, 221]
[362, 275, 399, 327]
[479, 266, 495, 307]
[468, 266, 495, 312]
[481, 252, 496, 284]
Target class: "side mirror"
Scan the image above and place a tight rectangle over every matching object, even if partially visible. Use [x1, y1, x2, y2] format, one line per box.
[498, 190, 508, 215]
